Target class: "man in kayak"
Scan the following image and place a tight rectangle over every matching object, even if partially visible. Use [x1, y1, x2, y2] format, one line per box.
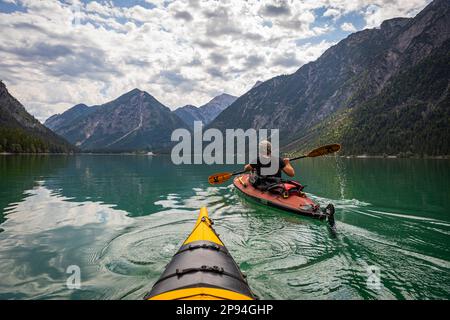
[244, 140, 295, 189]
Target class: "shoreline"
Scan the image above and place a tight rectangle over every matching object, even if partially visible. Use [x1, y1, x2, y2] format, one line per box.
[0, 152, 159, 156]
[338, 155, 450, 160]
[1, 152, 449, 160]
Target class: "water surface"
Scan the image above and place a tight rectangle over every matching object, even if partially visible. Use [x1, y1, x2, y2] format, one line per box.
[0, 155, 449, 299]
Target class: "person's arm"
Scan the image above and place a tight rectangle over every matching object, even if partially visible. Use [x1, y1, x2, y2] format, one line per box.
[282, 158, 295, 177]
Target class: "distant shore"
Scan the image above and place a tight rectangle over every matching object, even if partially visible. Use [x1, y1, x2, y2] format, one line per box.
[0, 152, 157, 156]
[338, 155, 450, 160]
[1, 152, 449, 160]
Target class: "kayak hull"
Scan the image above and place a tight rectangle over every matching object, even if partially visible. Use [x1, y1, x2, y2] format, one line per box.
[145, 208, 255, 300]
[233, 174, 327, 220]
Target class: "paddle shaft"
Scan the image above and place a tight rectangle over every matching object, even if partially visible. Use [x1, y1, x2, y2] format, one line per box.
[289, 155, 307, 162]
[229, 169, 247, 177]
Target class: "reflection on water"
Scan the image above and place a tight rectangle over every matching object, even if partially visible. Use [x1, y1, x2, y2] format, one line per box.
[0, 155, 449, 299]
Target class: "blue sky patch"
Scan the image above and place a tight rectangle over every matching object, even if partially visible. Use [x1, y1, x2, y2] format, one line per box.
[0, 0, 27, 14]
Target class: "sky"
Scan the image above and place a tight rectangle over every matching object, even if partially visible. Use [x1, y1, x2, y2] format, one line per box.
[0, 0, 431, 122]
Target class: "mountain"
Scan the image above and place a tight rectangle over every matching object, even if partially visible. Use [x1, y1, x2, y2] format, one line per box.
[0, 81, 76, 153]
[209, 0, 450, 156]
[174, 93, 237, 128]
[252, 81, 263, 89]
[173, 104, 207, 129]
[46, 89, 189, 152]
[200, 93, 238, 124]
[45, 103, 96, 132]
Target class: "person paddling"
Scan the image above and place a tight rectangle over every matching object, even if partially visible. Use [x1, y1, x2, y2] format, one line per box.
[244, 140, 295, 189]
[208, 143, 341, 186]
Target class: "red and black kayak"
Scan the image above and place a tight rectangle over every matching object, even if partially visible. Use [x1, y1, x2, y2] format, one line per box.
[233, 174, 336, 229]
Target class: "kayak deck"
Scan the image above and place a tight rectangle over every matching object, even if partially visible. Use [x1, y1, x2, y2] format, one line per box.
[144, 208, 256, 300]
[233, 174, 328, 220]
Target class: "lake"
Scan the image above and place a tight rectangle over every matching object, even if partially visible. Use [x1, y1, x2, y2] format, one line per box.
[0, 155, 449, 299]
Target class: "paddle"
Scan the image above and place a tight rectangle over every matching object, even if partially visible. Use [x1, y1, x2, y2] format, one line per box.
[208, 144, 341, 185]
[290, 143, 341, 161]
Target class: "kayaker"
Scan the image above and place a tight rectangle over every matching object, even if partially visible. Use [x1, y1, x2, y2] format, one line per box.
[244, 140, 295, 188]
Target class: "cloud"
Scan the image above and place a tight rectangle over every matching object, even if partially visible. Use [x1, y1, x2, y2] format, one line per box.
[206, 67, 227, 79]
[186, 57, 202, 66]
[363, 1, 428, 28]
[86, 1, 114, 17]
[193, 38, 218, 48]
[174, 10, 193, 21]
[341, 22, 357, 32]
[275, 10, 316, 31]
[1, 43, 72, 61]
[46, 49, 123, 80]
[124, 57, 152, 68]
[204, 6, 241, 37]
[159, 70, 189, 86]
[206, 22, 241, 37]
[271, 52, 301, 68]
[259, 2, 291, 17]
[187, 0, 200, 9]
[209, 52, 228, 66]
[323, 8, 341, 19]
[244, 54, 266, 69]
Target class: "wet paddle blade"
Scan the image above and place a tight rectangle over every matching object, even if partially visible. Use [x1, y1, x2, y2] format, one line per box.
[307, 144, 341, 157]
[208, 172, 233, 185]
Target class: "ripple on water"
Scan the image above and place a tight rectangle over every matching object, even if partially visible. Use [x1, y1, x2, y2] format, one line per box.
[94, 187, 234, 277]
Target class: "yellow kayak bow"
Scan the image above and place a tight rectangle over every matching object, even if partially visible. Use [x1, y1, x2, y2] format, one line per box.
[144, 208, 256, 300]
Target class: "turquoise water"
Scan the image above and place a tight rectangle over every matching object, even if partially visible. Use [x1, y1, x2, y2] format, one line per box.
[0, 155, 449, 299]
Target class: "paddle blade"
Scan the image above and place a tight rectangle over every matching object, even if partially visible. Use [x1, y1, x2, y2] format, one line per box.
[208, 172, 233, 185]
[307, 144, 341, 157]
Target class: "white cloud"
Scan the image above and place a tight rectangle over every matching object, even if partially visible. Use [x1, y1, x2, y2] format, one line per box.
[363, 0, 430, 28]
[323, 8, 341, 19]
[341, 22, 357, 32]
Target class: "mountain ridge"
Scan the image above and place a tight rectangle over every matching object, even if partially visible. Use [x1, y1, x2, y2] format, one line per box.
[174, 93, 237, 128]
[0, 81, 76, 153]
[45, 88, 189, 152]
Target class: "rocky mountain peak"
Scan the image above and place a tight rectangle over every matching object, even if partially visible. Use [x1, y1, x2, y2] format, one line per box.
[117, 88, 145, 102]
[72, 103, 89, 111]
[252, 81, 263, 89]
[380, 17, 410, 30]
[201, 93, 237, 111]
[180, 104, 198, 110]
[128, 88, 142, 95]
[0, 80, 14, 100]
[44, 88, 188, 152]
[174, 93, 237, 128]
